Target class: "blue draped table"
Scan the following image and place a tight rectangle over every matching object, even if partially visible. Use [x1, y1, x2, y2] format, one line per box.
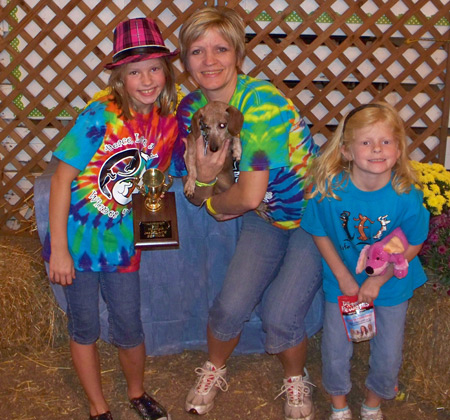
[34, 159, 323, 356]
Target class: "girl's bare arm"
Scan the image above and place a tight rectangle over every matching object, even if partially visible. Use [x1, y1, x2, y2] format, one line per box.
[49, 160, 80, 286]
[313, 235, 360, 297]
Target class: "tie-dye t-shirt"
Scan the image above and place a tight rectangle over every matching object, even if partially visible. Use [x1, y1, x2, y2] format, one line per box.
[42, 96, 178, 272]
[169, 74, 318, 229]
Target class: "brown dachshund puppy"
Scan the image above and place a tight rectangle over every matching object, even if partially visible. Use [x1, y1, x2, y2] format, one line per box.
[184, 101, 244, 198]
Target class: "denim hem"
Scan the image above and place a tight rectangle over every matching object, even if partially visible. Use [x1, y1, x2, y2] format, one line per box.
[323, 384, 352, 397]
[365, 382, 397, 401]
[69, 334, 100, 345]
[264, 334, 306, 355]
[110, 334, 145, 350]
[208, 324, 241, 343]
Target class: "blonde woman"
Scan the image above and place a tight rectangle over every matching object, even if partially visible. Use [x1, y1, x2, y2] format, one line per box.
[169, 7, 323, 420]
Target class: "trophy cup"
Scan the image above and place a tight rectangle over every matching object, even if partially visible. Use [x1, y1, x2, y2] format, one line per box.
[132, 168, 179, 250]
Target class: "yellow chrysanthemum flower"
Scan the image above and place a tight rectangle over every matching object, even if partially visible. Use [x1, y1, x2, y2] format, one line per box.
[411, 160, 450, 215]
[430, 184, 441, 194]
[445, 190, 450, 205]
[423, 173, 435, 184]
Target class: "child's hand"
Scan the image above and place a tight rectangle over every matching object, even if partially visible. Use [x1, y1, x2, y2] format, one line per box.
[358, 277, 382, 304]
[49, 249, 75, 286]
[338, 277, 360, 297]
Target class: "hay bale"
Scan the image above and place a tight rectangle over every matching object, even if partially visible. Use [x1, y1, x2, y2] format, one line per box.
[401, 282, 450, 409]
[0, 236, 66, 357]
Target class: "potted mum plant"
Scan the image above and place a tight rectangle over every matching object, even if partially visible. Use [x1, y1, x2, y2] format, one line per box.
[410, 160, 450, 294]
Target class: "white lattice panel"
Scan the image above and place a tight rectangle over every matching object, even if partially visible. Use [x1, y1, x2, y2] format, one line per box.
[0, 0, 449, 230]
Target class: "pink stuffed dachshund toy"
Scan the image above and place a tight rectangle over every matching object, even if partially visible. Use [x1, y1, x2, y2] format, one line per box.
[356, 227, 409, 279]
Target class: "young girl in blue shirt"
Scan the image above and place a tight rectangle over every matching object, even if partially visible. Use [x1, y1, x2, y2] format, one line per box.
[301, 102, 429, 420]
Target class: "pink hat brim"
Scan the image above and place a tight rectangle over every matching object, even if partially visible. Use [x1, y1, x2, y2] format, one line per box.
[105, 50, 179, 70]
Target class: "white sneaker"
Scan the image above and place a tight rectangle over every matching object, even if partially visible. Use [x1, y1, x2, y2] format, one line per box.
[276, 369, 315, 420]
[185, 361, 228, 415]
[329, 406, 352, 420]
[361, 405, 383, 420]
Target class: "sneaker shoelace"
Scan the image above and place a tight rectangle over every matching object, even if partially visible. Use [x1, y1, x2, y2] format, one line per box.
[194, 365, 228, 394]
[275, 377, 315, 407]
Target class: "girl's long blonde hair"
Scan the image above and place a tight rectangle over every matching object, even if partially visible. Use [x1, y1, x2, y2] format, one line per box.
[108, 57, 177, 120]
[308, 101, 419, 200]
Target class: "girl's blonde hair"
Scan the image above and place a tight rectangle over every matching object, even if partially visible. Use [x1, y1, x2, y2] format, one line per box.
[108, 57, 177, 120]
[308, 101, 419, 200]
[179, 7, 246, 69]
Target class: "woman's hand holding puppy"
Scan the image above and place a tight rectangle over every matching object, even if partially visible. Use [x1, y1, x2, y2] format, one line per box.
[194, 135, 230, 183]
[182, 135, 230, 206]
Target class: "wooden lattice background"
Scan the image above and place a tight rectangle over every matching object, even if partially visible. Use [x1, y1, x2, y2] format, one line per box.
[1, 0, 449, 232]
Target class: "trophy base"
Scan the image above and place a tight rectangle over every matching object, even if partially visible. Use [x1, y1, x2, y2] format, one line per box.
[132, 192, 179, 250]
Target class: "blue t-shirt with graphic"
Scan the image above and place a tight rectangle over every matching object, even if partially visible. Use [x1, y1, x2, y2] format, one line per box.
[301, 175, 430, 305]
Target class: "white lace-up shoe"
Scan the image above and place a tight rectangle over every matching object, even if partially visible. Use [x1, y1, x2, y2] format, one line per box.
[185, 361, 228, 415]
[329, 406, 353, 420]
[276, 369, 316, 420]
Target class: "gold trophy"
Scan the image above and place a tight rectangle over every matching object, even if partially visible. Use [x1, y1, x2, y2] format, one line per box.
[132, 168, 179, 250]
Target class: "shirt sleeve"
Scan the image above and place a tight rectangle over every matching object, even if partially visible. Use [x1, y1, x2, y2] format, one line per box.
[300, 194, 328, 237]
[399, 187, 430, 246]
[54, 102, 107, 171]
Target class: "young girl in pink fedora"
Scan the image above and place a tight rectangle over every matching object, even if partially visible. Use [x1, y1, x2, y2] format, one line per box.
[43, 17, 178, 420]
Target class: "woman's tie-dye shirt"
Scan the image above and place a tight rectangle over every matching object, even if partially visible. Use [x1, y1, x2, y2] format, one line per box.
[169, 74, 318, 229]
[43, 96, 178, 272]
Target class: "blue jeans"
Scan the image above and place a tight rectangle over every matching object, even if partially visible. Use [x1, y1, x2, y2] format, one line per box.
[64, 270, 144, 348]
[208, 211, 322, 354]
[321, 300, 409, 399]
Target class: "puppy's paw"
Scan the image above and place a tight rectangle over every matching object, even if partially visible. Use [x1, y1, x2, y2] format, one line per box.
[184, 178, 196, 198]
[231, 137, 242, 161]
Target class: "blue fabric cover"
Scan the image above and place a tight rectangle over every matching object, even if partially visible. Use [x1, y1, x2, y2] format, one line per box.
[34, 159, 323, 356]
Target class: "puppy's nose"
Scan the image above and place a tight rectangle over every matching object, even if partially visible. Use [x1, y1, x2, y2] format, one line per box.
[210, 144, 219, 152]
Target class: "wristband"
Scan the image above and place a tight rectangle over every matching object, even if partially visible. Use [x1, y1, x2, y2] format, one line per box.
[205, 197, 218, 215]
[195, 177, 218, 187]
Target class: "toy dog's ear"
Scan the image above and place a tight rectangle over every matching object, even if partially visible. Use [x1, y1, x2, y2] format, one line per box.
[226, 106, 244, 136]
[383, 236, 406, 254]
[190, 108, 204, 139]
[356, 245, 370, 274]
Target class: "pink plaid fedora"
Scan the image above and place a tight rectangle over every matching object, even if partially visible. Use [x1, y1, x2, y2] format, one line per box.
[105, 17, 178, 69]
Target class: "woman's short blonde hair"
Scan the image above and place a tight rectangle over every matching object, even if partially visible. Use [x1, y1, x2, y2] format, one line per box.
[179, 7, 246, 68]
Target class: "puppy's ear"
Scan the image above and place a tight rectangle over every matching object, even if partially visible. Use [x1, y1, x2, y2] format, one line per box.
[190, 108, 204, 139]
[226, 106, 244, 136]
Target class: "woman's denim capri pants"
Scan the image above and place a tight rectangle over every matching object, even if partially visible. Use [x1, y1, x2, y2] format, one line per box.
[208, 211, 322, 354]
